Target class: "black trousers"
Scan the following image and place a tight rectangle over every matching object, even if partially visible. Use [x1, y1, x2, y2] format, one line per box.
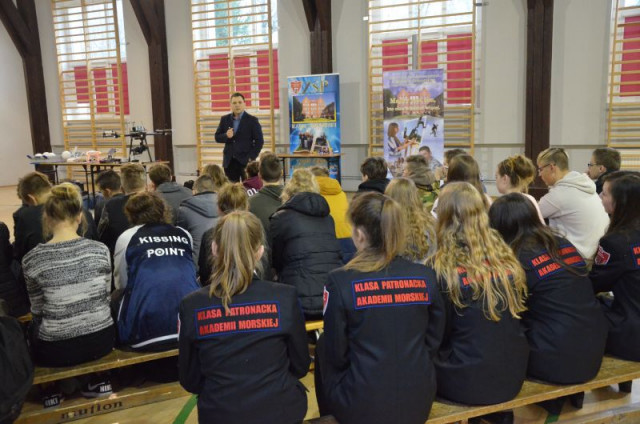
[30, 324, 115, 367]
[224, 158, 247, 182]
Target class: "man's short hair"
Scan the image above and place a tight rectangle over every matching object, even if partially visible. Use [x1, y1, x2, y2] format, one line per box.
[120, 163, 146, 193]
[148, 164, 172, 187]
[360, 157, 388, 180]
[230, 92, 245, 101]
[593, 147, 621, 172]
[259, 154, 282, 183]
[310, 166, 330, 177]
[538, 147, 569, 170]
[194, 175, 216, 193]
[96, 170, 121, 191]
[17, 172, 52, 202]
[444, 148, 466, 164]
[246, 161, 260, 178]
[418, 146, 431, 153]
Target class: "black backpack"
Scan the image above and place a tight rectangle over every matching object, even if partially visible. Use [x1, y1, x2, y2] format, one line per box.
[0, 314, 33, 423]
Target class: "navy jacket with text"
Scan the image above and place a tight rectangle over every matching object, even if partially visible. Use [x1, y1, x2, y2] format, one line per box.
[178, 279, 310, 424]
[518, 237, 607, 384]
[435, 268, 529, 406]
[590, 229, 640, 361]
[317, 257, 445, 424]
[114, 223, 199, 350]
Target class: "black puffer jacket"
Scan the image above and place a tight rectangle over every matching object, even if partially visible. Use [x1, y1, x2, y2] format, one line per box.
[0, 223, 28, 317]
[270, 192, 343, 318]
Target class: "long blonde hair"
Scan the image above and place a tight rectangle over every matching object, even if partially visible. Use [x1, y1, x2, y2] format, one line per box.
[430, 182, 527, 321]
[344, 192, 406, 272]
[385, 178, 436, 261]
[281, 168, 319, 202]
[209, 211, 264, 311]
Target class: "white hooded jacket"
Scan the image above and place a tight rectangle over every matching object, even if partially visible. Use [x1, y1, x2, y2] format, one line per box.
[539, 171, 609, 259]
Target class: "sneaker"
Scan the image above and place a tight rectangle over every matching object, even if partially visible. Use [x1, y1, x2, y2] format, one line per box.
[42, 393, 63, 409]
[81, 380, 113, 398]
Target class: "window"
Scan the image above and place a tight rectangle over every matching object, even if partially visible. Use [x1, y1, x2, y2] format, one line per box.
[607, 0, 640, 169]
[192, 0, 279, 170]
[51, 0, 129, 160]
[368, 0, 477, 156]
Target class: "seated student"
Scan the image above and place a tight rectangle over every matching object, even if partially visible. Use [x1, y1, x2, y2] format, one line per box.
[201, 163, 229, 192]
[94, 170, 123, 226]
[431, 154, 491, 218]
[385, 178, 436, 262]
[431, 182, 529, 406]
[0, 222, 28, 317]
[419, 145, 442, 172]
[537, 147, 609, 260]
[248, 153, 283, 239]
[403, 155, 438, 212]
[489, 194, 607, 383]
[587, 147, 621, 194]
[242, 160, 263, 196]
[590, 171, 640, 363]
[13, 172, 97, 263]
[315, 192, 445, 424]
[22, 184, 115, 373]
[177, 175, 219, 269]
[357, 157, 390, 194]
[495, 154, 544, 222]
[113, 192, 199, 351]
[199, 183, 249, 285]
[98, 163, 146, 254]
[179, 211, 310, 424]
[434, 148, 465, 182]
[270, 169, 343, 319]
[148, 163, 192, 223]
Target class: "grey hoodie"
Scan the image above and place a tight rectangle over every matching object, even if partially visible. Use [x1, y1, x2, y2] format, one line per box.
[157, 182, 193, 224]
[539, 171, 609, 259]
[177, 192, 219, 269]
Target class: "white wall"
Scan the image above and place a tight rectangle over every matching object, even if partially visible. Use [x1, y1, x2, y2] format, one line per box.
[0, 24, 34, 186]
[0, 0, 620, 190]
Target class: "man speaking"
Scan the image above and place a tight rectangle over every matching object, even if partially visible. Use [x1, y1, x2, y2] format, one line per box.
[215, 93, 264, 182]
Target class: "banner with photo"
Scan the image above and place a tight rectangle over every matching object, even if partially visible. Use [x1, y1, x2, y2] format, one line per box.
[383, 69, 444, 177]
[287, 73, 340, 178]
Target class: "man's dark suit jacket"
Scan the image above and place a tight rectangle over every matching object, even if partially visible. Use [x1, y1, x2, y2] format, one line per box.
[214, 111, 264, 168]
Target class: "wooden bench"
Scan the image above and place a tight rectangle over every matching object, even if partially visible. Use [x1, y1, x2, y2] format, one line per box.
[305, 356, 640, 424]
[33, 319, 323, 385]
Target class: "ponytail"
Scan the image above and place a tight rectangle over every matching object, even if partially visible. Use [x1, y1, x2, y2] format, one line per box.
[344, 192, 406, 272]
[209, 211, 264, 311]
[42, 182, 86, 238]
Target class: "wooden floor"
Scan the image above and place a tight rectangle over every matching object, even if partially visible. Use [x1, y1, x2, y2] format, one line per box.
[64, 374, 640, 424]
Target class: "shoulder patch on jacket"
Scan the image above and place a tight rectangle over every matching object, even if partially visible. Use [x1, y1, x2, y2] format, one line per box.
[323, 286, 329, 316]
[194, 301, 281, 339]
[351, 277, 430, 310]
[595, 245, 611, 266]
[632, 244, 640, 268]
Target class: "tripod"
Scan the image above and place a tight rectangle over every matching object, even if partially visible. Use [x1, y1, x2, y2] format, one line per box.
[103, 127, 172, 162]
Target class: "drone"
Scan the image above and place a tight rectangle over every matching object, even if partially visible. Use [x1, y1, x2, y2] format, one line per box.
[102, 125, 172, 162]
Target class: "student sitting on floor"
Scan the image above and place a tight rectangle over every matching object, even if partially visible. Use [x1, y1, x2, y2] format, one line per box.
[22, 183, 114, 393]
[431, 182, 529, 408]
[179, 211, 310, 424]
[270, 169, 343, 320]
[315, 192, 445, 424]
[385, 177, 436, 262]
[590, 171, 640, 363]
[113, 192, 199, 351]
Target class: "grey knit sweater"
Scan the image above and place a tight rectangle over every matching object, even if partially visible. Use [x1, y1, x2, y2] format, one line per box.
[22, 238, 113, 341]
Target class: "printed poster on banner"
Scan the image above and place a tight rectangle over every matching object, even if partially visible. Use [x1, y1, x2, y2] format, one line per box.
[287, 73, 340, 179]
[383, 69, 444, 177]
